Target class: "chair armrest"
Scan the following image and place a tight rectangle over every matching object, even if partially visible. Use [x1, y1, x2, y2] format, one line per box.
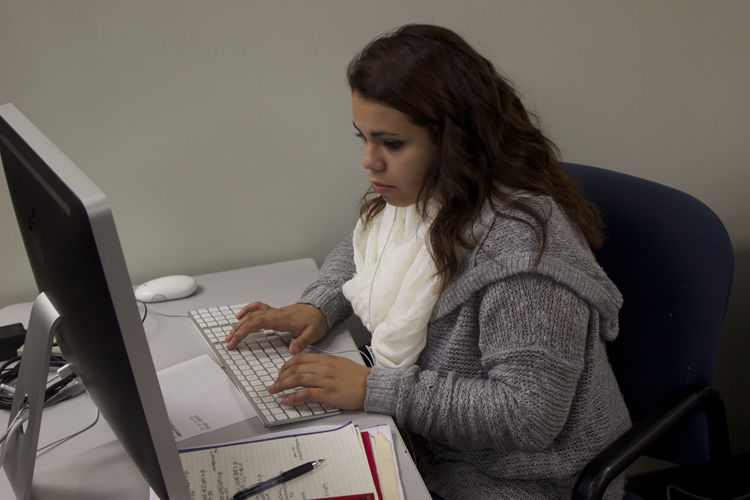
[572, 384, 733, 500]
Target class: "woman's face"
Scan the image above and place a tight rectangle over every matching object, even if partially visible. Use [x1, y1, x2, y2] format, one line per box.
[352, 92, 437, 207]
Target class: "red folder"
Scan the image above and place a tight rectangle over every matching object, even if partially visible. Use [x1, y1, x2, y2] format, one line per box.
[361, 431, 383, 500]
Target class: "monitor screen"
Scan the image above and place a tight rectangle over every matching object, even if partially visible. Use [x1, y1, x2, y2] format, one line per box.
[0, 103, 189, 499]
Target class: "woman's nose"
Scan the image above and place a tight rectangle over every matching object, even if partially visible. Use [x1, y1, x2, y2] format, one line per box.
[362, 145, 384, 171]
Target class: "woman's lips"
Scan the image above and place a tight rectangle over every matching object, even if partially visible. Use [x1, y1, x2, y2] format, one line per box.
[371, 182, 394, 194]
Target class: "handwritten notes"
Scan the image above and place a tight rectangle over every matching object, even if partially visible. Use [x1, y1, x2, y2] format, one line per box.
[179, 422, 377, 500]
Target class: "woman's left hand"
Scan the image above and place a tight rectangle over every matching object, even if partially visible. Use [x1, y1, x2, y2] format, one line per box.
[267, 354, 371, 411]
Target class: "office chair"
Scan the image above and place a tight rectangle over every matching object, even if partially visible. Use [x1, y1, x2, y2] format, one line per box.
[562, 163, 735, 500]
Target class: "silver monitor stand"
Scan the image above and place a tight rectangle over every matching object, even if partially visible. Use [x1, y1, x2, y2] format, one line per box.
[3, 293, 60, 500]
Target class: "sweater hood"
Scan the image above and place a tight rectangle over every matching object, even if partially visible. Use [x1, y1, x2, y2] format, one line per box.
[433, 196, 623, 342]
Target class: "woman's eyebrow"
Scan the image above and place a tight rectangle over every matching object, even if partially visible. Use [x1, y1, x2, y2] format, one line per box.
[352, 122, 399, 137]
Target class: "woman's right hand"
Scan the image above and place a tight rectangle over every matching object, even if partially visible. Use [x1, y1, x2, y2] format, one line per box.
[224, 302, 328, 354]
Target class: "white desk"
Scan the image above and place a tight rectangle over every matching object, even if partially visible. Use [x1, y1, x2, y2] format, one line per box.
[0, 259, 430, 500]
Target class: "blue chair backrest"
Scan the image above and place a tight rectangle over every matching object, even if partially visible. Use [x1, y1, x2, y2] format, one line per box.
[563, 163, 734, 465]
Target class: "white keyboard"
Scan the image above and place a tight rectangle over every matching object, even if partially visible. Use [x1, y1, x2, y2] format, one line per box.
[188, 305, 340, 427]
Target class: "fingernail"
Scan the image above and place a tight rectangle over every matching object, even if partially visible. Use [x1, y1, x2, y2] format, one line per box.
[268, 384, 275, 393]
[290, 344, 298, 355]
[282, 397, 289, 406]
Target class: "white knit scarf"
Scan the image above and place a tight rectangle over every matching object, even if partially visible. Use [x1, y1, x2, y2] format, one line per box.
[343, 191, 524, 368]
[342, 202, 441, 369]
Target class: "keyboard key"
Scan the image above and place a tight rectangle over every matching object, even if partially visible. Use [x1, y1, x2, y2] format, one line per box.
[297, 406, 313, 417]
[307, 403, 325, 415]
[284, 408, 300, 418]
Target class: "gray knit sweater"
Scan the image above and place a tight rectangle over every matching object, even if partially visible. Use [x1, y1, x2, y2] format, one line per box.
[299, 197, 631, 500]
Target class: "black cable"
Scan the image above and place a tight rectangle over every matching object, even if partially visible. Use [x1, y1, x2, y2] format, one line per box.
[139, 301, 148, 323]
[0, 354, 71, 410]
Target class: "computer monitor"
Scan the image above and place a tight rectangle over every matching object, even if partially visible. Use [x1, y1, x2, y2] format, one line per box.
[0, 103, 189, 499]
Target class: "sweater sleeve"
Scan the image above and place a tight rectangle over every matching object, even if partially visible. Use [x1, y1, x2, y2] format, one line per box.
[297, 234, 356, 329]
[365, 273, 589, 452]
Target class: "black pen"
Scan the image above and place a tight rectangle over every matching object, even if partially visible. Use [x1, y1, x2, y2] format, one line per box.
[232, 459, 325, 499]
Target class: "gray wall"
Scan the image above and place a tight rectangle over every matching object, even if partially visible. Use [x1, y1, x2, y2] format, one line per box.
[2, 1, 749, 457]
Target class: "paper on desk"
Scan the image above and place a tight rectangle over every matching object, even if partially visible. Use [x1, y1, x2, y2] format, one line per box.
[157, 354, 256, 442]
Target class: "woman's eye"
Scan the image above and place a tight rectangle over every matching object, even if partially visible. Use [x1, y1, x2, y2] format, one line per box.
[355, 132, 366, 142]
[384, 141, 404, 151]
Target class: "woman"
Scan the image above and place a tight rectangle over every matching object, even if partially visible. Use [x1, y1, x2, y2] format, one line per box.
[226, 24, 630, 500]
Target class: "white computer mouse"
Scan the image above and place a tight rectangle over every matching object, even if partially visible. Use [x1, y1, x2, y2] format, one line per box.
[134, 275, 198, 302]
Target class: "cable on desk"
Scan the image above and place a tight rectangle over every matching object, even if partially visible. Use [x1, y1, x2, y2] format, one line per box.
[0, 406, 27, 444]
[0, 355, 71, 410]
[36, 408, 100, 455]
[136, 301, 190, 324]
[0, 406, 29, 469]
[139, 301, 148, 323]
[0, 388, 97, 465]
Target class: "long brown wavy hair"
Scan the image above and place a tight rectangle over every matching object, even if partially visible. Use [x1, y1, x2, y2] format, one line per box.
[348, 24, 603, 287]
